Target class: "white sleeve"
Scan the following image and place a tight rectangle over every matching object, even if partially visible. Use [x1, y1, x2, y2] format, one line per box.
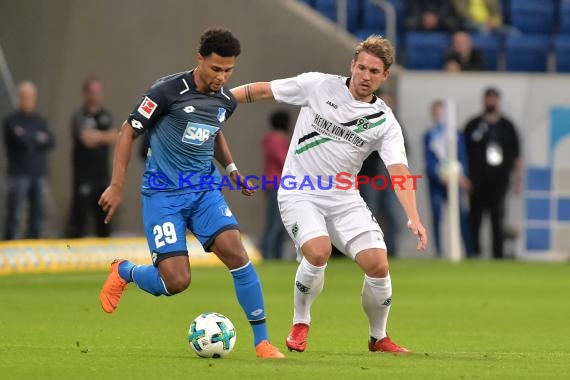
[376, 115, 408, 167]
[270, 72, 325, 106]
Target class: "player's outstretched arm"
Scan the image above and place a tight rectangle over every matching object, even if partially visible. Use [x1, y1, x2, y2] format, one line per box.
[214, 131, 255, 196]
[387, 163, 428, 251]
[230, 82, 274, 103]
[98, 120, 137, 223]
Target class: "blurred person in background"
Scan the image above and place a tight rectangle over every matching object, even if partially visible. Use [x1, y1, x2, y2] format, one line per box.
[464, 87, 522, 259]
[2, 81, 55, 240]
[423, 100, 473, 258]
[453, 0, 513, 35]
[260, 109, 291, 260]
[406, 0, 462, 32]
[358, 92, 405, 258]
[443, 31, 486, 71]
[66, 77, 117, 238]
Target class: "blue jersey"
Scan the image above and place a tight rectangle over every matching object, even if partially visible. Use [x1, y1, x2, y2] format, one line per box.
[128, 71, 237, 195]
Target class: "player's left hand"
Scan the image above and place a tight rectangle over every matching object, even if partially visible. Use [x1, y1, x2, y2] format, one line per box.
[407, 219, 428, 251]
[229, 170, 256, 196]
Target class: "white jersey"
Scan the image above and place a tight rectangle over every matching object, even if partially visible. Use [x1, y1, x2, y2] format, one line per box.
[270, 72, 408, 196]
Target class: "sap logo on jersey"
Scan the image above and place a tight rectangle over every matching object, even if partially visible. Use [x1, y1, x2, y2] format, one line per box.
[182, 122, 219, 145]
[138, 97, 157, 119]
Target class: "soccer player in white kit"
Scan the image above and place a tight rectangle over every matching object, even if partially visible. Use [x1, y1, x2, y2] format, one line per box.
[231, 35, 427, 353]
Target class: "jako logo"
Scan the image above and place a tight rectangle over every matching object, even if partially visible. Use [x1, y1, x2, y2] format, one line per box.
[326, 100, 338, 109]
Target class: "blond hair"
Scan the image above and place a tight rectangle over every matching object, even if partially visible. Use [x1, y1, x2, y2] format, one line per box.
[354, 35, 394, 70]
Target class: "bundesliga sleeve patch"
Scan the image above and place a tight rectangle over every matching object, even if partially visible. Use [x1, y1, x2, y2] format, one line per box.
[138, 96, 158, 119]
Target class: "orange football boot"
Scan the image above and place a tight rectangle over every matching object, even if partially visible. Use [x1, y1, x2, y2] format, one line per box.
[99, 258, 128, 313]
[255, 340, 285, 358]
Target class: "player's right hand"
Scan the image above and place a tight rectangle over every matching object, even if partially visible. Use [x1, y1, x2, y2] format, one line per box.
[229, 170, 256, 197]
[407, 218, 428, 251]
[98, 184, 123, 224]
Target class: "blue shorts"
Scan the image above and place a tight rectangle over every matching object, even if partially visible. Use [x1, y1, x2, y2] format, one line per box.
[142, 190, 239, 266]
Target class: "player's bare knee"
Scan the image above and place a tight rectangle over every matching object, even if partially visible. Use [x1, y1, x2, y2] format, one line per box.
[164, 273, 191, 294]
[217, 248, 249, 270]
[304, 251, 330, 267]
[302, 238, 332, 266]
[367, 263, 389, 278]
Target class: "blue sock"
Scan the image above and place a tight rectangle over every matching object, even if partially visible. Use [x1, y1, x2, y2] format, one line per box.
[119, 261, 170, 297]
[118, 261, 135, 282]
[231, 262, 268, 346]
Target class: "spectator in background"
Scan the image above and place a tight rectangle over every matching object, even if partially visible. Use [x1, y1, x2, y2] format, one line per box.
[260, 109, 291, 260]
[357, 92, 405, 257]
[453, 0, 503, 34]
[66, 77, 117, 238]
[443, 31, 486, 71]
[423, 100, 473, 258]
[464, 87, 522, 259]
[406, 0, 462, 32]
[2, 81, 55, 240]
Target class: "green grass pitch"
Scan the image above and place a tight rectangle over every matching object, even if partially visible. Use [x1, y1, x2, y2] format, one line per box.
[0, 259, 568, 379]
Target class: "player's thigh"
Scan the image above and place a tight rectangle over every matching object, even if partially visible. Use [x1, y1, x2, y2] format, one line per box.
[187, 190, 239, 252]
[279, 193, 330, 263]
[327, 196, 387, 259]
[142, 194, 189, 267]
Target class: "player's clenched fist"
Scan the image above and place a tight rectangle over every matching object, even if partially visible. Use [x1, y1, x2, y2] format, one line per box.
[98, 184, 122, 224]
[229, 170, 256, 197]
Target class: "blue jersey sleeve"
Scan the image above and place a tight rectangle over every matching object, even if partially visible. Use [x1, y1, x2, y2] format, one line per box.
[127, 79, 173, 135]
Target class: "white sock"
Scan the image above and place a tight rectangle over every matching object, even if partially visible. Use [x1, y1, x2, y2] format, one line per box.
[361, 273, 392, 340]
[293, 258, 326, 324]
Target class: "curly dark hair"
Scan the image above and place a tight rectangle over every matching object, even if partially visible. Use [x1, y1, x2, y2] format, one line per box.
[198, 27, 241, 58]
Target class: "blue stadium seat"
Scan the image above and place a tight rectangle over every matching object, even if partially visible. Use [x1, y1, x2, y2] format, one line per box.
[405, 32, 450, 70]
[354, 0, 406, 48]
[470, 34, 501, 70]
[560, 1, 570, 34]
[510, 0, 555, 34]
[554, 35, 570, 72]
[314, 0, 361, 32]
[358, 0, 405, 31]
[505, 35, 550, 72]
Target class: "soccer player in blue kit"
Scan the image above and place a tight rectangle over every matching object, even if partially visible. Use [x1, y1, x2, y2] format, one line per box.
[98, 28, 284, 358]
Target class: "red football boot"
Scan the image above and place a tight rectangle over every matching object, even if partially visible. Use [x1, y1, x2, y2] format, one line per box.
[286, 323, 310, 352]
[368, 336, 410, 353]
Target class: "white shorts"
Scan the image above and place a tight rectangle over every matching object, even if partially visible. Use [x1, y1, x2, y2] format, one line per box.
[278, 192, 387, 260]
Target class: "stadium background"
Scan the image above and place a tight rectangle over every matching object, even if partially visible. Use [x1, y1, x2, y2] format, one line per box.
[0, 0, 569, 260]
[1, 2, 569, 379]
